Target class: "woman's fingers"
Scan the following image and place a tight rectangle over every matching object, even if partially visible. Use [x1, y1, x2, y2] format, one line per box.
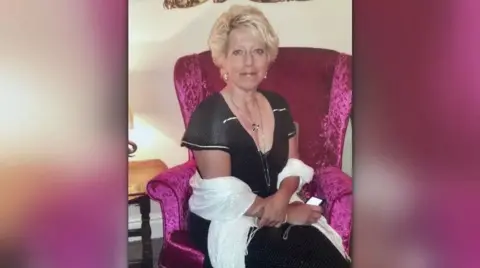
[258, 217, 268, 227]
[309, 205, 323, 213]
[311, 212, 322, 222]
[259, 213, 285, 227]
[307, 205, 323, 223]
[259, 215, 276, 227]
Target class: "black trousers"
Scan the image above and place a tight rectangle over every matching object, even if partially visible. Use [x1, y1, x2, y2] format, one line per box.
[190, 212, 350, 268]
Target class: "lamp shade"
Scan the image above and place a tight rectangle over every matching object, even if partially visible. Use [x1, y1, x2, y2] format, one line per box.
[128, 106, 134, 130]
[128, 105, 137, 157]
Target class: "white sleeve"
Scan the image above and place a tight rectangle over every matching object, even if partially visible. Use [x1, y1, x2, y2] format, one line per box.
[277, 158, 314, 192]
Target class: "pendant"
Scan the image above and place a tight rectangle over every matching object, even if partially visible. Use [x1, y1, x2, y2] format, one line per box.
[252, 123, 260, 132]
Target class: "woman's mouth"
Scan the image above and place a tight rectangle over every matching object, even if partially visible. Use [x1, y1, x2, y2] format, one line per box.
[240, 72, 257, 76]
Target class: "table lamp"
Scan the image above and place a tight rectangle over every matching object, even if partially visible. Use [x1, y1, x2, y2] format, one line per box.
[128, 106, 138, 157]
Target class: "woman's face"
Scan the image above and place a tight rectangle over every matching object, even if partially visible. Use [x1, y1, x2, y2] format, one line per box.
[222, 27, 269, 91]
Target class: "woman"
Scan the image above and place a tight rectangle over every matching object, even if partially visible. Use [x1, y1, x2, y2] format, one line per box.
[181, 5, 350, 268]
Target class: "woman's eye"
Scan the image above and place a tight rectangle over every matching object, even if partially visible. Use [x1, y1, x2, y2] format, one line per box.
[255, 49, 265, 55]
[232, 50, 243, 56]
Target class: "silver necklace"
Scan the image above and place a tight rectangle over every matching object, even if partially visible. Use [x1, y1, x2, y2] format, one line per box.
[230, 94, 266, 152]
[231, 96, 260, 132]
[230, 93, 271, 188]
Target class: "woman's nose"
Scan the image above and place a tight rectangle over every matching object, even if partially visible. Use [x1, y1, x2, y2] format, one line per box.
[243, 53, 254, 66]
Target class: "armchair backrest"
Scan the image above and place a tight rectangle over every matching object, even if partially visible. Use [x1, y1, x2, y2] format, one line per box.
[174, 47, 352, 171]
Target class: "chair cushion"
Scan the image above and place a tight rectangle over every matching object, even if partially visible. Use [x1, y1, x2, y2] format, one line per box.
[161, 231, 204, 268]
[170, 230, 197, 248]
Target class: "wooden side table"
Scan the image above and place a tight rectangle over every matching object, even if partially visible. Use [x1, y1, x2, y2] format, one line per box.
[128, 159, 167, 268]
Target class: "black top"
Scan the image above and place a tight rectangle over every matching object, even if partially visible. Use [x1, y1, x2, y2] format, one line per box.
[181, 89, 296, 197]
[181, 90, 352, 268]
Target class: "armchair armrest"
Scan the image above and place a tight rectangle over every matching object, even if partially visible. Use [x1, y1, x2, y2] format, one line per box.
[146, 159, 197, 238]
[316, 166, 353, 252]
[317, 166, 352, 202]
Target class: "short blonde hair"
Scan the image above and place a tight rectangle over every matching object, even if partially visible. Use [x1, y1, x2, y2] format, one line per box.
[208, 5, 279, 67]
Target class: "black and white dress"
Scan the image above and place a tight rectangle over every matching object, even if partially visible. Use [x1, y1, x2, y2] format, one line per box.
[181, 90, 350, 268]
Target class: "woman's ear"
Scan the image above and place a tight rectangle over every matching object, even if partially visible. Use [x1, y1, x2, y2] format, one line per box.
[220, 68, 228, 82]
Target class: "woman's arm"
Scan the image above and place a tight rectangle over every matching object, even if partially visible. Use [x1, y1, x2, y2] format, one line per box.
[276, 132, 301, 199]
[193, 150, 266, 218]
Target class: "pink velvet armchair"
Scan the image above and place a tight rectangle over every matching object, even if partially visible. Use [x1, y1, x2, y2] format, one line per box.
[147, 47, 352, 268]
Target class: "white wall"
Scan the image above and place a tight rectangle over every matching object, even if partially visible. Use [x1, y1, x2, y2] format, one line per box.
[128, 0, 352, 241]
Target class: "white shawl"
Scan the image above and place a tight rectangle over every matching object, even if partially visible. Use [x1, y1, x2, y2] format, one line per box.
[189, 158, 349, 268]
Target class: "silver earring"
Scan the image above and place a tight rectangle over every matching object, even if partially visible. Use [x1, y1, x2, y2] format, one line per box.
[222, 73, 228, 82]
[264, 72, 268, 79]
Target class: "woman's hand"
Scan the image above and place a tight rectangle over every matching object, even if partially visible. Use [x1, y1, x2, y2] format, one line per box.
[285, 203, 323, 226]
[257, 191, 290, 228]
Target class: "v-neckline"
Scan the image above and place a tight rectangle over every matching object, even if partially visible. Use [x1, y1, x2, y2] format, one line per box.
[218, 90, 276, 155]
